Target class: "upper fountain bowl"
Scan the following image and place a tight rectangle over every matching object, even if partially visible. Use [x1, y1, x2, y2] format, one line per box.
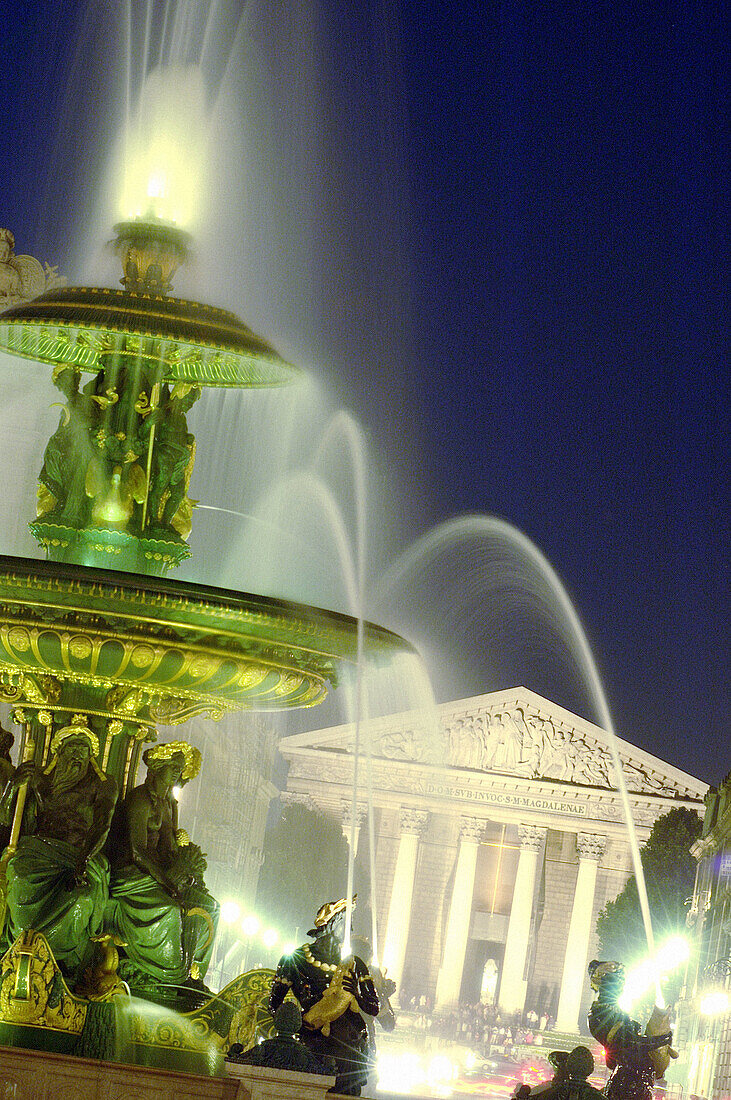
[0, 218, 300, 390]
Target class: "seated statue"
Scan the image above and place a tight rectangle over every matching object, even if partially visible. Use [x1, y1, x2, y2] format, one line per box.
[0, 725, 14, 850]
[0, 724, 118, 980]
[587, 959, 677, 1100]
[516, 1046, 605, 1100]
[269, 897, 379, 1096]
[105, 741, 219, 991]
[227, 1001, 336, 1076]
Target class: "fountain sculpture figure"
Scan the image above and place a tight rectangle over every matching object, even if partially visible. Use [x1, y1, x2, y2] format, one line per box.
[0, 214, 411, 1070]
[269, 896, 379, 1096]
[587, 959, 678, 1100]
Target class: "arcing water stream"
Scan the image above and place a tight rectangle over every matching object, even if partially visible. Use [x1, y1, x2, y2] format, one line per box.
[5, 0, 667, 1009]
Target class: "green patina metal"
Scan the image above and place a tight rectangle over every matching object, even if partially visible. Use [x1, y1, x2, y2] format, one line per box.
[0, 286, 300, 389]
[0, 216, 413, 1073]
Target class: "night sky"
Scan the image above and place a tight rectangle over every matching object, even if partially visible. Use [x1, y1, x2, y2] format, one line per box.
[1, 2, 727, 783]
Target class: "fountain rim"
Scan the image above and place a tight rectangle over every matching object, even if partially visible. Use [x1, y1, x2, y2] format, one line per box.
[0, 553, 414, 664]
[0, 285, 302, 389]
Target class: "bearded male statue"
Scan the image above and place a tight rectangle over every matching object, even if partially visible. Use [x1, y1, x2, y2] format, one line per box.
[0, 724, 118, 980]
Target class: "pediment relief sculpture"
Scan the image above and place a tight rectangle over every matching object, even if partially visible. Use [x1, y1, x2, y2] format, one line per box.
[443, 706, 686, 797]
[368, 704, 693, 799]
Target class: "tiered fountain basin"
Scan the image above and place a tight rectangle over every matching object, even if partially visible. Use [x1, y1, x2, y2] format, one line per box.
[0, 554, 410, 726]
[0, 284, 300, 388]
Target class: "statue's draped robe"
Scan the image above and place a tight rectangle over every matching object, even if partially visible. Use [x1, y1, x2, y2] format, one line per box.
[2, 769, 115, 976]
[107, 865, 218, 984]
[6, 837, 109, 973]
[105, 789, 218, 985]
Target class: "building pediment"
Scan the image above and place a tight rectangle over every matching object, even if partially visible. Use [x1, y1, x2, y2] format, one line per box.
[280, 687, 706, 803]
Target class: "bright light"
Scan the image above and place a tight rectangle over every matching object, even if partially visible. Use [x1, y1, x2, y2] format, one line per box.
[282, 942, 296, 956]
[655, 935, 690, 969]
[172, 786, 182, 800]
[119, 65, 208, 229]
[700, 991, 730, 1016]
[618, 935, 690, 1010]
[241, 915, 260, 937]
[376, 1051, 425, 1093]
[427, 1053, 456, 1086]
[220, 900, 241, 925]
[261, 928, 278, 949]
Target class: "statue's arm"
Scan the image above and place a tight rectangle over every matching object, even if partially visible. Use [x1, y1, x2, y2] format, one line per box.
[348, 956, 380, 1016]
[269, 955, 295, 1014]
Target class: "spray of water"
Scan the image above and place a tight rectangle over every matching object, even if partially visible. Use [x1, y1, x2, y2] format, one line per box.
[375, 514, 662, 1003]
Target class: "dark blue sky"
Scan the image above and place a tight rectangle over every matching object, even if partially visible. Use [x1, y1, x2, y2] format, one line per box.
[1, 1, 727, 782]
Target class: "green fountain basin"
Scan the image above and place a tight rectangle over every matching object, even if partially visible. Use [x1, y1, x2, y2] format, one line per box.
[0, 555, 413, 723]
[0, 285, 300, 389]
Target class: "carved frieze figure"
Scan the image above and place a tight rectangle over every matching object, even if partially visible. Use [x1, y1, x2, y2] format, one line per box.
[0, 228, 64, 307]
[587, 960, 677, 1100]
[0, 724, 118, 979]
[269, 897, 379, 1096]
[105, 740, 219, 990]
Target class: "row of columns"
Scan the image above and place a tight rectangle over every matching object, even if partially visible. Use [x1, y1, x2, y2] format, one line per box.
[288, 792, 607, 1031]
[382, 810, 607, 1029]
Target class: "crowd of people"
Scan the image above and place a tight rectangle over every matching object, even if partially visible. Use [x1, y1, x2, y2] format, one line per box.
[399, 997, 557, 1055]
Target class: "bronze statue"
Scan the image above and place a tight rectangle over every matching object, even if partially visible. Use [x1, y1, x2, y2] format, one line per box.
[105, 740, 219, 991]
[227, 1001, 336, 1076]
[144, 381, 200, 538]
[520, 1046, 605, 1100]
[587, 960, 677, 1100]
[0, 724, 118, 979]
[0, 725, 13, 792]
[269, 897, 379, 1096]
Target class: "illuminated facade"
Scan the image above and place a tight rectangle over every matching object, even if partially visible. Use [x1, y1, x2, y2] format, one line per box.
[280, 687, 707, 1032]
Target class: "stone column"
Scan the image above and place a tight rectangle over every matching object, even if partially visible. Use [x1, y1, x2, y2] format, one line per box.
[381, 809, 428, 995]
[341, 799, 367, 857]
[555, 832, 607, 1032]
[435, 817, 484, 1008]
[499, 825, 547, 1015]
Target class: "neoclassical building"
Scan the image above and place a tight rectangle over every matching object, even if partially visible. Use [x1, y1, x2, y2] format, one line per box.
[279, 687, 707, 1031]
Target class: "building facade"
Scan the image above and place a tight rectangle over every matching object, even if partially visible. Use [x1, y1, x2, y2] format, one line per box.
[679, 771, 731, 1100]
[279, 687, 707, 1032]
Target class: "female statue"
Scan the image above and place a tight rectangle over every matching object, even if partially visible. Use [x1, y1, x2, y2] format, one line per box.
[269, 897, 379, 1096]
[106, 741, 219, 991]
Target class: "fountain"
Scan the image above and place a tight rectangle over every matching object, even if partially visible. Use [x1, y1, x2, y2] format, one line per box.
[0, 5, 700, 1097]
[0, 140, 412, 1077]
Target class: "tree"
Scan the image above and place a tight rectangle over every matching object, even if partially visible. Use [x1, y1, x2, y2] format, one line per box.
[595, 808, 701, 994]
[256, 803, 349, 939]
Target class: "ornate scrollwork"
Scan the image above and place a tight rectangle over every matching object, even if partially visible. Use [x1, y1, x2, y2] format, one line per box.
[0, 930, 86, 1033]
[577, 832, 607, 861]
[518, 824, 547, 852]
[459, 816, 484, 843]
[0, 669, 62, 706]
[400, 808, 429, 835]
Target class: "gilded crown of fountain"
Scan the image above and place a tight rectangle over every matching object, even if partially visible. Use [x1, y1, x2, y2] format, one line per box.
[113, 218, 191, 297]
